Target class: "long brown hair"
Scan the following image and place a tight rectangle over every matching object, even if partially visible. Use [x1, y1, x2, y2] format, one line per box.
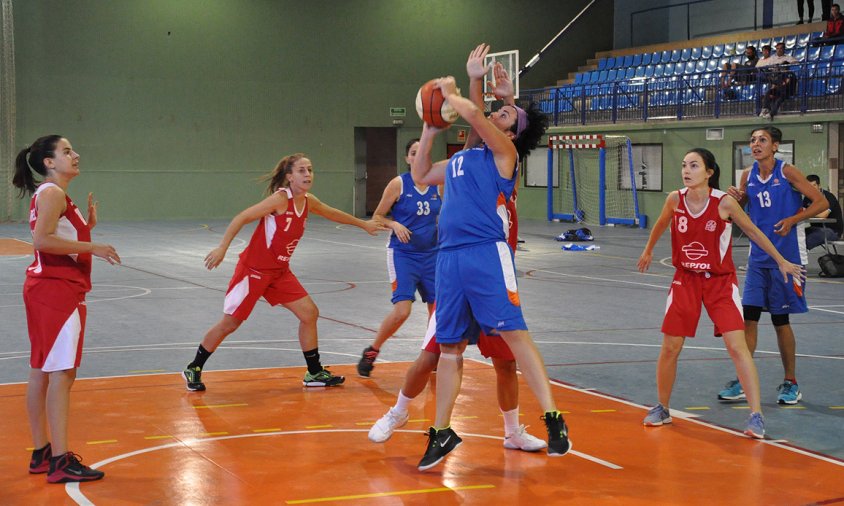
[12, 135, 63, 197]
[262, 153, 306, 194]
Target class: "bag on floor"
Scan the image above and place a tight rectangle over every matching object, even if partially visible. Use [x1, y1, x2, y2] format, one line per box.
[818, 253, 844, 277]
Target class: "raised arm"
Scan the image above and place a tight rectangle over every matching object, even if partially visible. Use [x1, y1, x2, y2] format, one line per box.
[436, 76, 517, 179]
[637, 192, 678, 272]
[465, 43, 491, 149]
[205, 191, 288, 269]
[308, 193, 384, 235]
[411, 123, 449, 186]
[372, 176, 411, 243]
[777, 164, 828, 236]
[720, 196, 805, 283]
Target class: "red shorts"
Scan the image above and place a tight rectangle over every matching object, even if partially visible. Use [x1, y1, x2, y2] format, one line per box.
[662, 270, 743, 337]
[24, 278, 87, 371]
[421, 312, 515, 360]
[223, 261, 308, 321]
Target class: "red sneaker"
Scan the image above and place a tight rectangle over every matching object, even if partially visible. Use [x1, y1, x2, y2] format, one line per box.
[29, 443, 52, 474]
[47, 452, 104, 483]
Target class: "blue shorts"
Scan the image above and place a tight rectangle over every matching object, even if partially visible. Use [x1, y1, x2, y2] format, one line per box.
[387, 248, 436, 304]
[742, 265, 808, 314]
[434, 241, 526, 343]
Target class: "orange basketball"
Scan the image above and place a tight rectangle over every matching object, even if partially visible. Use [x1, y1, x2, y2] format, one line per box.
[415, 79, 458, 128]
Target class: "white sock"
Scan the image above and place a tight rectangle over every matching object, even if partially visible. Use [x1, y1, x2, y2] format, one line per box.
[393, 391, 413, 414]
[502, 407, 520, 437]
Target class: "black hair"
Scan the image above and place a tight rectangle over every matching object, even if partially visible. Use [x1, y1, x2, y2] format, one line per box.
[405, 138, 420, 156]
[511, 101, 548, 160]
[750, 125, 782, 143]
[762, 44, 772, 52]
[747, 46, 758, 58]
[686, 147, 721, 189]
[12, 135, 64, 197]
[806, 174, 821, 184]
[262, 153, 306, 195]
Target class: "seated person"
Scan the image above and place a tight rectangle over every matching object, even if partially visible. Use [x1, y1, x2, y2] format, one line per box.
[759, 64, 797, 119]
[803, 174, 844, 249]
[765, 43, 799, 66]
[755, 45, 775, 67]
[723, 45, 758, 87]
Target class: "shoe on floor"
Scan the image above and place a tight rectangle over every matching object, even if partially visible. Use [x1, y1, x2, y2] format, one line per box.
[418, 427, 462, 471]
[776, 380, 802, 404]
[368, 407, 409, 443]
[503, 424, 547, 452]
[718, 379, 745, 401]
[542, 411, 572, 456]
[303, 367, 345, 387]
[47, 452, 104, 484]
[183, 366, 206, 391]
[29, 443, 52, 474]
[357, 346, 379, 378]
[744, 412, 765, 439]
[643, 404, 672, 426]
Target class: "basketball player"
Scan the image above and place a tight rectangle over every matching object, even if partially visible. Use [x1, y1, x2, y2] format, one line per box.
[638, 148, 805, 438]
[411, 44, 570, 471]
[182, 154, 384, 390]
[13, 135, 121, 483]
[356, 138, 440, 378]
[716, 127, 826, 405]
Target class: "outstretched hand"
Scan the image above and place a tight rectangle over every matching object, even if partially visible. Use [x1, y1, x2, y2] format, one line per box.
[91, 243, 120, 265]
[363, 219, 388, 236]
[489, 62, 515, 101]
[466, 43, 491, 79]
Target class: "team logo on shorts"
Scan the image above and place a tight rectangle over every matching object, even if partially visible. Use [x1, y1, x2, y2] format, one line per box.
[705, 220, 717, 232]
[681, 241, 708, 260]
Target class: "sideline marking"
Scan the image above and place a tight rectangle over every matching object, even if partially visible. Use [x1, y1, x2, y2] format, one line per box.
[87, 440, 118, 445]
[285, 484, 496, 504]
[193, 403, 248, 409]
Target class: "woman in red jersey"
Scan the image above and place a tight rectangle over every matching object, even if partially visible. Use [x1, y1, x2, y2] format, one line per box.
[13, 135, 120, 483]
[182, 153, 385, 390]
[637, 148, 804, 439]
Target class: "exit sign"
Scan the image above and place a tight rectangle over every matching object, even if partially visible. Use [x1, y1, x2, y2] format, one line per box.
[390, 107, 406, 117]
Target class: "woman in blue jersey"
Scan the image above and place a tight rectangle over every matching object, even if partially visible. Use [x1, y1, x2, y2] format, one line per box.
[717, 126, 826, 406]
[357, 139, 440, 378]
[411, 43, 570, 471]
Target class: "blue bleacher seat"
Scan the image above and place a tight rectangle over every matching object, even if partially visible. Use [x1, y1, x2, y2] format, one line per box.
[601, 57, 611, 70]
[642, 53, 651, 66]
[695, 60, 706, 72]
[674, 63, 686, 76]
[685, 61, 696, 74]
[725, 42, 735, 55]
[649, 51, 660, 65]
[671, 49, 681, 62]
[785, 35, 797, 49]
[632, 53, 643, 67]
[661, 50, 672, 63]
[625, 67, 636, 79]
[574, 73, 584, 85]
[702, 46, 712, 59]
[813, 31, 824, 39]
[760, 38, 772, 48]
[691, 47, 701, 60]
[773, 36, 784, 45]
[622, 55, 634, 67]
[589, 70, 601, 83]
[834, 45, 844, 61]
[808, 46, 821, 61]
[821, 45, 835, 60]
[712, 44, 724, 58]
[654, 64, 665, 77]
[736, 41, 747, 53]
[597, 58, 607, 71]
[794, 47, 807, 60]
[606, 68, 618, 81]
[598, 70, 608, 82]
[681, 48, 691, 61]
[798, 33, 810, 47]
[644, 65, 655, 78]
[664, 62, 675, 75]
[631, 66, 643, 78]
[706, 58, 719, 71]
[747, 40, 760, 50]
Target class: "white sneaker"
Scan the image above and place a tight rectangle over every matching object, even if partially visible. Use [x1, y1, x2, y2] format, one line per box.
[368, 408, 409, 443]
[503, 424, 547, 452]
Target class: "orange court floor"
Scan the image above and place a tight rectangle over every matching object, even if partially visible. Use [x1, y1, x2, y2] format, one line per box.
[1, 362, 843, 506]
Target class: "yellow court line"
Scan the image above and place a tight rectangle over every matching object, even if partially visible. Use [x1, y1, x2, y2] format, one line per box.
[253, 428, 282, 433]
[128, 369, 166, 374]
[453, 416, 479, 420]
[285, 484, 495, 504]
[408, 418, 430, 423]
[87, 440, 118, 445]
[590, 409, 617, 413]
[780, 406, 807, 410]
[193, 403, 249, 409]
[305, 425, 333, 429]
[200, 432, 229, 437]
[685, 407, 710, 410]
[731, 406, 751, 410]
[144, 435, 174, 440]
[830, 406, 844, 410]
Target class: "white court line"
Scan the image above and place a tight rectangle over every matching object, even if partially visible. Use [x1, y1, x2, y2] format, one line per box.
[65, 428, 620, 505]
[528, 268, 670, 290]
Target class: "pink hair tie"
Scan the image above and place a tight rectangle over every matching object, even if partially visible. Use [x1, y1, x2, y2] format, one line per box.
[514, 105, 528, 139]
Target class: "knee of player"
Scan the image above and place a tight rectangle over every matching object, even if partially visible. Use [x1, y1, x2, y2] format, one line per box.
[770, 313, 790, 327]
[492, 358, 517, 376]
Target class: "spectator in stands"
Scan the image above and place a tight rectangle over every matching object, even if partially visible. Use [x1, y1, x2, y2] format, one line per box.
[797, 0, 816, 24]
[823, 4, 844, 38]
[722, 45, 758, 88]
[769, 43, 800, 66]
[755, 45, 775, 67]
[760, 66, 797, 119]
[803, 174, 844, 249]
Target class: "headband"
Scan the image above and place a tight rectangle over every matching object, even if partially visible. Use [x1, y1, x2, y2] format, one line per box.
[514, 105, 528, 140]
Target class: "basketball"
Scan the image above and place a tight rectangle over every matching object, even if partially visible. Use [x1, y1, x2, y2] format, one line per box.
[415, 79, 458, 128]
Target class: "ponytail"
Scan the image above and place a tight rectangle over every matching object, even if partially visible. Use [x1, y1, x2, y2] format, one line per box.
[11, 135, 63, 197]
[262, 153, 305, 195]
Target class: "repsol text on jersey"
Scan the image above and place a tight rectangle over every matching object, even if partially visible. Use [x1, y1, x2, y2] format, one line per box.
[682, 261, 711, 270]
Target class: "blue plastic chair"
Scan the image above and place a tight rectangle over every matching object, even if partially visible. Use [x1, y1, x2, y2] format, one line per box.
[664, 62, 675, 75]
[821, 45, 835, 60]
[670, 49, 681, 62]
[785, 35, 797, 49]
[798, 33, 810, 47]
[712, 44, 724, 58]
[773, 36, 784, 45]
[736, 41, 747, 53]
[598, 70, 608, 83]
[642, 53, 651, 66]
[648, 51, 661, 65]
[725, 42, 735, 55]
[661, 50, 672, 63]
[760, 38, 772, 48]
[621, 54, 633, 67]
[634, 66, 645, 78]
[695, 60, 707, 72]
[589, 70, 601, 83]
[834, 45, 844, 62]
[632, 53, 643, 67]
[691, 47, 701, 60]
[674, 63, 686, 76]
[625, 67, 636, 79]
[701, 46, 712, 59]
[808, 46, 821, 61]
[684, 61, 696, 74]
[597, 58, 607, 71]
[606, 68, 618, 81]
[794, 47, 807, 60]
[653, 64, 665, 78]
[574, 73, 584, 85]
[644, 65, 655, 78]
[813, 31, 824, 39]
[681, 48, 691, 61]
[706, 59, 719, 71]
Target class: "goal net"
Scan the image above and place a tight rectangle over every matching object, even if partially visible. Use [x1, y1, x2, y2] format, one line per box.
[547, 134, 646, 228]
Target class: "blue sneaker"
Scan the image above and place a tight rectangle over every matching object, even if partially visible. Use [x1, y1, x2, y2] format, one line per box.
[776, 380, 802, 405]
[643, 404, 672, 426]
[717, 379, 746, 401]
[744, 412, 765, 439]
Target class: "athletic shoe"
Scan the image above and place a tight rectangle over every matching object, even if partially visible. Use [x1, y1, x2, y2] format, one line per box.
[503, 424, 547, 452]
[744, 412, 765, 439]
[303, 368, 345, 387]
[776, 380, 802, 404]
[47, 452, 104, 484]
[357, 346, 379, 378]
[29, 443, 52, 474]
[368, 407, 409, 443]
[717, 379, 746, 401]
[542, 411, 572, 456]
[643, 404, 672, 426]
[418, 427, 462, 471]
[183, 366, 206, 391]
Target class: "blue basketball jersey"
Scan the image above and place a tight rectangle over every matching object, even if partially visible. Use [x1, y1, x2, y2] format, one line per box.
[388, 172, 441, 252]
[438, 145, 517, 250]
[745, 159, 807, 267]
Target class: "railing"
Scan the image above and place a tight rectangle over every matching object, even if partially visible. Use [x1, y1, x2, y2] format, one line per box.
[524, 61, 844, 126]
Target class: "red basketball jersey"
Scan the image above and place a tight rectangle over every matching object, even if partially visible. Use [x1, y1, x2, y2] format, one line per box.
[239, 187, 307, 270]
[26, 183, 92, 291]
[671, 188, 735, 275]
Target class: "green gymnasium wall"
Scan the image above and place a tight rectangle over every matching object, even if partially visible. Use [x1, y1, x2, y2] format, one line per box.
[8, 0, 613, 221]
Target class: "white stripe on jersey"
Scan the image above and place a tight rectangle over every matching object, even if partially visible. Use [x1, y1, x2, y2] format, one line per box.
[496, 242, 518, 294]
[223, 275, 251, 316]
[386, 248, 397, 284]
[42, 308, 82, 372]
[719, 222, 732, 262]
[420, 311, 437, 351]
